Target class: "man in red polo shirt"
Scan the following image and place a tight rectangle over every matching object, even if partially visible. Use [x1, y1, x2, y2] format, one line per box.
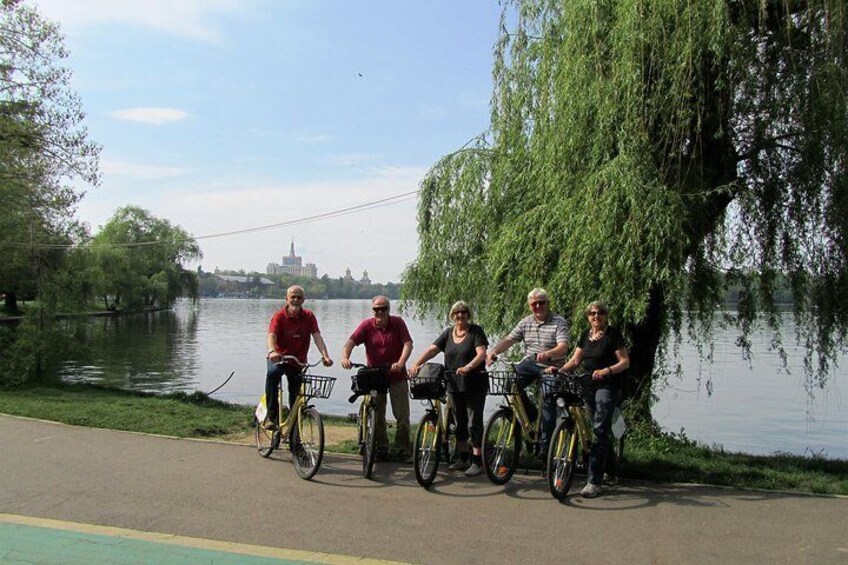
[341, 295, 413, 462]
[264, 285, 333, 429]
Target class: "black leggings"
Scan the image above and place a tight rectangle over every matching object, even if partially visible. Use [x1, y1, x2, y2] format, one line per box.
[450, 390, 486, 449]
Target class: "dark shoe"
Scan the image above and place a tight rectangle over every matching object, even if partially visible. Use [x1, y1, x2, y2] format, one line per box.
[603, 473, 619, 486]
[375, 446, 390, 462]
[262, 418, 278, 431]
[449, 458, 470, 472]
[392, 448, 412, 463]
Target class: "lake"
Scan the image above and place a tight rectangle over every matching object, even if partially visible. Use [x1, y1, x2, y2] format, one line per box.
[60, 298, 847, 459]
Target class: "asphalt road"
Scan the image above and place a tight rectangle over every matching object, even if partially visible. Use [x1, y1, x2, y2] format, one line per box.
[1, 414, 846, 564]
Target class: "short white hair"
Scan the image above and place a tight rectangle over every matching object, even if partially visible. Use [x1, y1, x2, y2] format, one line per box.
[527, 288, 549, 302]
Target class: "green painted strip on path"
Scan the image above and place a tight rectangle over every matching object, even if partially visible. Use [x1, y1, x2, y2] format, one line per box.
[0, 514, 408, 565]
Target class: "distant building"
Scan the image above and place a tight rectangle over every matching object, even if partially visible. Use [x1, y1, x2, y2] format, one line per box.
[344, 267, 354, 281]
[214, 274, 275, 285]
[359, 270, 371, 285]
[267, 240, 318, 278]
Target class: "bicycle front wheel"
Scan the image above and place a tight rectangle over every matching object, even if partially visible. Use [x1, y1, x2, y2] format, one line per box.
[413, 412, 441, 488]
[547, 418, 580, 500]
[291, 407, 324, 480]
[482, 408, 521, 485]
[442, 404, 458, 465]
[255, 420, 279, 458]
[362, 404, 377, 479]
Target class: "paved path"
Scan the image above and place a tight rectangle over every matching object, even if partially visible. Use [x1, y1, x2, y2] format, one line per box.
[1, 414, 846, 564]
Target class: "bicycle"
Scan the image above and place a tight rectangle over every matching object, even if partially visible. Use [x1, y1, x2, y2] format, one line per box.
[481, 362, 561, 485]
[408, 365, 458, 488]
[254, 355, 336, 480]
[346, 363, 390, 479]
[546, 372, 626, 500]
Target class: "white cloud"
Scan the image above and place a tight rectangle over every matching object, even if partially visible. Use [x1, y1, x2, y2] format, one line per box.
[35, 0, 244, 43]
[101, 160, 189, 179]
[110, 108, 189, 125]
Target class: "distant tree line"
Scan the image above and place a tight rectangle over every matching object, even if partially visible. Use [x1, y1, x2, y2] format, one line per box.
[199, 271, 400, 300]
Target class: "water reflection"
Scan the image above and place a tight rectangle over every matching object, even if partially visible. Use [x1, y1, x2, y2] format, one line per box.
[58, 298, 847, 459]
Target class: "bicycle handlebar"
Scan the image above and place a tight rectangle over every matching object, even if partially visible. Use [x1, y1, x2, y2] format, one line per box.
[273, 355, 321, 369]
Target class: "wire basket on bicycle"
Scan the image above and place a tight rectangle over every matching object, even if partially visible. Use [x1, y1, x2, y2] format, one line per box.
[548, 372, 587, 406]
[301, 374, 336, 399]
[486, 370, 520, 396]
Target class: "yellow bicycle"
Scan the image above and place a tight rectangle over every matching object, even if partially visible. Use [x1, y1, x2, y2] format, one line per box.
[546, 372, 626, 499]
[409, 365, 457, 488]
[255, 355, 336, 480]
[347, 363, 390, 479]
[482, 364, 560, 485]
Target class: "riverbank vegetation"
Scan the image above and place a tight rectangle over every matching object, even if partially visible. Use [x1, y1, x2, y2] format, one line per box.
[198, 271, 401, 300]
[1, 384, 845, 495]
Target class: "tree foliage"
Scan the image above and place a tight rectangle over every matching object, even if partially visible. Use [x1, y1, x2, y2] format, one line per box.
[91, 206, 201, 311]
[0, 0, 100, 312]
[403, 0, 847, 418]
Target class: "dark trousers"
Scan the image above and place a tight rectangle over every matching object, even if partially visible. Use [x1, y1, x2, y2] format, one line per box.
[584, 386, 619, 486]
[450, 390, 486, 449]
[265, 360, 302, 421]
[514, 358, 557, 448]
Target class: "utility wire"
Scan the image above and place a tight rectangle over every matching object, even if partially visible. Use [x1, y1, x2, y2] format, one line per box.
[2, 189, 419, 250]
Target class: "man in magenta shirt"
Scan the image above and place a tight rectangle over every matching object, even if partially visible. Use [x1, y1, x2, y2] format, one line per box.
[264, 285, 333, 429]
[341, 295, 413, 462]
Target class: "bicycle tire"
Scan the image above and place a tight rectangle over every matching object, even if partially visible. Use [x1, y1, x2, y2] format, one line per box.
[413, 412, 441, 488]
[442, 404, 457, 464]
[255, 419, 279, 458]
[291, 407, 324, 480]
[482, 408, 521, 485]
[547, 419, 584, 501]
[547, 418, 580, 500]
[363, 404, 377, 479]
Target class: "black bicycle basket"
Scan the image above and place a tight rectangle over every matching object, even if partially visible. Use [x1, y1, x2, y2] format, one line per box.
[351, 367, 389, 395]
[409, 375, 446, 400]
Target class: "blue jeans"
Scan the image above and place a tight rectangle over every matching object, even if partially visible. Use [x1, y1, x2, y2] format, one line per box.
[584, 386, 618, 486]
[514, 358, 557, 450]
[265, 360, 302, 421]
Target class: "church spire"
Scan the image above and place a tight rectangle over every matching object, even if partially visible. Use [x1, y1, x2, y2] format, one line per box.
[290, 239, 295, 257]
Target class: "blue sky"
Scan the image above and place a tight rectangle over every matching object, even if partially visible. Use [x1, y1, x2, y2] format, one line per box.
[35, 0, 502, 283]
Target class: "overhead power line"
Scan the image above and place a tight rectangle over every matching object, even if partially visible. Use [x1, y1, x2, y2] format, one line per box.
[2, 189, 420, 250]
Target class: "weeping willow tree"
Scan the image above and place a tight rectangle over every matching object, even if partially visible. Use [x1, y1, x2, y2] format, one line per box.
[402, 0, 847, 421]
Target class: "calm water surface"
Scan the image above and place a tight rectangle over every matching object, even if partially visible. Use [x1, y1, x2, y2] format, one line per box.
[61, 298, 847, 459]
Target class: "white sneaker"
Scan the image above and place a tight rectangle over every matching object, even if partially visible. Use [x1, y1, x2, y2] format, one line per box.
[581, 482, 603, 498]
[464, 463, 483, 477]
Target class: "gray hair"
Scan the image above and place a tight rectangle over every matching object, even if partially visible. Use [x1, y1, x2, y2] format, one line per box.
[527, 288, 550, 302]
[371, 295, 390, 308]
[584, 301, 609, 316]
[449, 300, 472, 320]
[287, 285, 305, 297]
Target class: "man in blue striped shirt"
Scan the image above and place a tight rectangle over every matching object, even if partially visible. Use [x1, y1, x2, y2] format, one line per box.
[486, 288, 570, 452]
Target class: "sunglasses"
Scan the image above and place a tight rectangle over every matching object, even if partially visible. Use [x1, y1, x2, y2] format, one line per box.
[588, 311, 606, 317]
[453, 310, 469, 315]
[372, 306, 388, 312]
[530, 301, 548, 308]
[289, 295, 304, 300]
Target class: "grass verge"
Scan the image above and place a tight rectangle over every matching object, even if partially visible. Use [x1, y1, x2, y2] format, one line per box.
[1, 383, 845, 495]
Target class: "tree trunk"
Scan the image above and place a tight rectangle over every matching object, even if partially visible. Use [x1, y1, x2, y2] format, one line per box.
[4, 291, 20, 315]
[623, 284, 665, 423]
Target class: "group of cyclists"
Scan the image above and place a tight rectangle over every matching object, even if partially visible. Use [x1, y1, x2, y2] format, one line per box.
[263, 285, 629, 498]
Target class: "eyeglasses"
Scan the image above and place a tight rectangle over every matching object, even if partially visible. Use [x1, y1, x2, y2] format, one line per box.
[453, 310, 469, 315]
[529, 301, 548, 308]
[588, 311, 606, 317]
[372, 306, 388, 312]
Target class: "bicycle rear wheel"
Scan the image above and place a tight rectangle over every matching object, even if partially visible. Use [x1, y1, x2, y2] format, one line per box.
[482, 408, 521, 485]
[362, 404, 377, 479]
[291, 407, 324, 480]
[547, 418, 580, 500]
[413, 412, 441, 488]
[255, 419, 279, 458]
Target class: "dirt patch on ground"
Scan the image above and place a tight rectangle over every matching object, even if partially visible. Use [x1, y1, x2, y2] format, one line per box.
[221, 424, 357, 448]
